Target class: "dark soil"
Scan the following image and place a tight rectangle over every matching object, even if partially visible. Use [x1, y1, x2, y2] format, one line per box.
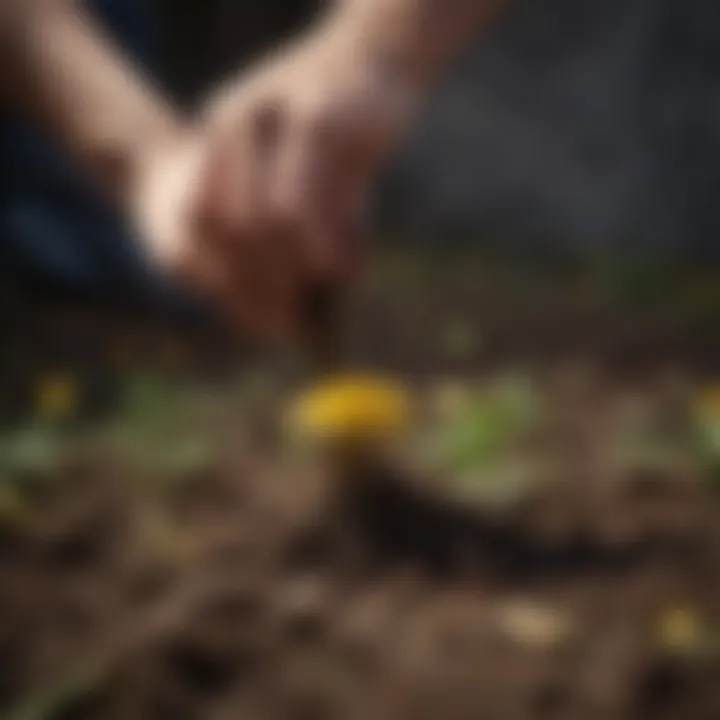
[2, 255, 720, 720]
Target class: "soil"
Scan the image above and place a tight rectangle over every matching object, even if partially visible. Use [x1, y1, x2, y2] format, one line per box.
[2, 254, 720, 720]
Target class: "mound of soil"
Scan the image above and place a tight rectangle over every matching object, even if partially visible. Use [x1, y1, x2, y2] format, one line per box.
[3, 434, 720, 720]
[2, 259, 720, 719]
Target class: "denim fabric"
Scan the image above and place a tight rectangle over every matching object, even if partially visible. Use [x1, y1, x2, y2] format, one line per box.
[0, 0, 166, 298]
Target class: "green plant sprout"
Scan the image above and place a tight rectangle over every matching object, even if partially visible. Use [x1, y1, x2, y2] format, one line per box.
[0, 424, 69, 483]
[616, 411, 693, 474]
[5, 665, 104, 720]
[428, 373, 542, 508]
[108, 375, 211, 482]
[692, 386, 720, 486]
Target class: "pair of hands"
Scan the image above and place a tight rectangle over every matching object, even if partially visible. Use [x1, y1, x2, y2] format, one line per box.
[133, 24, 419, 340]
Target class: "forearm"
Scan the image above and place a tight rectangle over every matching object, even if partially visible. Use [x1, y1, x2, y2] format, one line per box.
[329, 0, 506, 86]
[0, 0, 181, 204]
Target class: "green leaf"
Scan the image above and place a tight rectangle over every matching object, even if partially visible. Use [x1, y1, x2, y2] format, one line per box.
[5, 666, 103, 720]
[0, 424, 68, 481]
[108, 375, 214, 483]
[431, 374, 540, 477]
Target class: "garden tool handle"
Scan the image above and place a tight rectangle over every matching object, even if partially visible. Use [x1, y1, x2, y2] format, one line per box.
[302, 281, 346, 374]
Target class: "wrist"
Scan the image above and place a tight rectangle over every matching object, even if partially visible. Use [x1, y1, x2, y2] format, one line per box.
[325, 0, 506, 89]
[127, 126, 204, 271]
[321, 2, 440, 92]
[101, 112, 186, 209]
[7, 0, 186, 207]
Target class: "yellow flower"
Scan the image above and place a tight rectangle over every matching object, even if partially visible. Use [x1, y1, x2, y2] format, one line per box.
[288, 373, 411, 446]
[658, 607, 701, 652]
[35, 373, 78, 420]
[695, 384, 720, 419]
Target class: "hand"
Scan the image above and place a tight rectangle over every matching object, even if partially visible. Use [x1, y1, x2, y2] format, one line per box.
[2, 0, 489, 341]
[131, 127, 312, 339]
[130, 22, 421, 341]
[192, 20, 422, 337]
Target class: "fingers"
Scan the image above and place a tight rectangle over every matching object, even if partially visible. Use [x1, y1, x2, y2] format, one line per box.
[188, 89, 366, 341]
[273, 109, 339, 276]
[190, 105, 294, 339]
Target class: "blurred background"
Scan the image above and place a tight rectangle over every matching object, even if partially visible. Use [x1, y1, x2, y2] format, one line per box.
[160, 0, 720, 260]
[3, 2, 720, 720]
